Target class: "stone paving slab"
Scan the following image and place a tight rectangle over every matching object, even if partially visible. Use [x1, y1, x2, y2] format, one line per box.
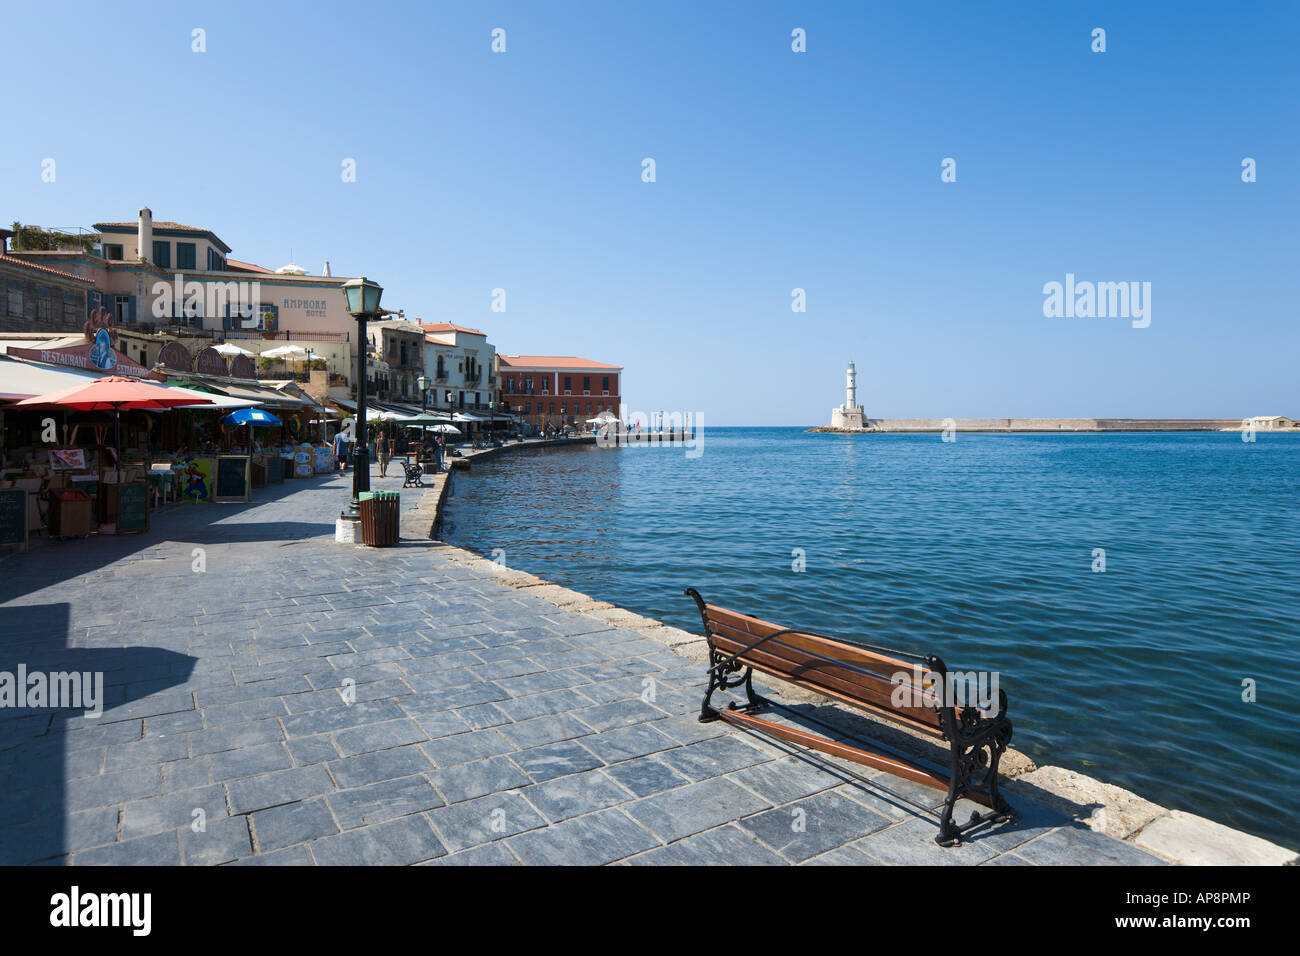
[0, 466, 1175, 865]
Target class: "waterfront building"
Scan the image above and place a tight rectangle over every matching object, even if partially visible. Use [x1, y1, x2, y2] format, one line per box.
[829, 359, 867, 429]
[420, 322, 498, 416]
[497, 355, 622, 430]
[0, 249, 98, 335]
[367, 319, 425, 404]
[2, 208, 363, 389]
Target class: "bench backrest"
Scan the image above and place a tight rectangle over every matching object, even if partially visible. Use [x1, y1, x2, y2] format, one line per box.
[693, 597, 949, 738]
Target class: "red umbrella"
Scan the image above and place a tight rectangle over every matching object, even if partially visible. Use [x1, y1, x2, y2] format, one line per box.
[15, 376, 213, 484]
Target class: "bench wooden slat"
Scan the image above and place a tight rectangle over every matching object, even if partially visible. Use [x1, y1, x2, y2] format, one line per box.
[707, 626, 945, 734]
[703, 604, 921, 674]
[718, 648, 948, 738]
[718, 708, 995, 808]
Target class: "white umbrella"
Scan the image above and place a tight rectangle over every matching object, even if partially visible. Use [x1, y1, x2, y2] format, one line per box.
[452, 412, 485, 422]
[262, 345, 309, 360]
[586, 412, 619, 424]
[428, 424, 461, 435]
[212, 342, 254, 357]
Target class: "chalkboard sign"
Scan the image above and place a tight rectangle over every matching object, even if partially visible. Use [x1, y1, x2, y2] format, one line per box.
[0, 488, 28, 549]
[116, 483, 149, 534]
[267, 455, 284, 483]
[215, 456, 251, 502]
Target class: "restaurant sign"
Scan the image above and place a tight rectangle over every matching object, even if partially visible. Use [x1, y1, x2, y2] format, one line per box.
[7, 340, 149, 378]
[194, 348, 229, 376]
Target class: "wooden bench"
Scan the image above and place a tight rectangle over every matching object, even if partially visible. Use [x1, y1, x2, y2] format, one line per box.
[685, 588, 1016, 846]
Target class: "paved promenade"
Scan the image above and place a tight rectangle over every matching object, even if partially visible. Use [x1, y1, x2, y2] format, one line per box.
[0, 466, 1170, 865]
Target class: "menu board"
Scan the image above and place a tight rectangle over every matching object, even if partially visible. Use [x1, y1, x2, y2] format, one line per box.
[215, 455, 251, 502]
[178, 458, 213, 502]
[51, 449, 86, 470]
[267, 455, 284, 483]
[0, 488, 27, 548]
[116, 483, 149, 534]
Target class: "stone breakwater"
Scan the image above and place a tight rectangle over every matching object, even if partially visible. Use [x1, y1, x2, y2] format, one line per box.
[423, 440, 1298, 865]
[810, 418, 1293, 433]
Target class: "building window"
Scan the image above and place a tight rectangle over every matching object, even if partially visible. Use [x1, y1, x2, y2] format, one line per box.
[177, 242, 196, 270]
[114, 295, 130, 324]
[549, 402, 556, 414]
[104, 244, 124, 261]
[36, 287, 53, 322]
[63, 292, 78, 324]
[603, 376, 610, 393]
[6, 281, 21, 318]
[563, 376, 572, 393]
[583, 376, 590, 393]
[152, 241, 171, 268]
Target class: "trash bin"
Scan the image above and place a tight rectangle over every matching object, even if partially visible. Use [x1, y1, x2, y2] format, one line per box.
[359, 491, 400, 546]
[50, 489, 93, 538]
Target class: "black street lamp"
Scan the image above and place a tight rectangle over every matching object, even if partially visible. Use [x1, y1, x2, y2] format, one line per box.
[341, 276, 382, 523]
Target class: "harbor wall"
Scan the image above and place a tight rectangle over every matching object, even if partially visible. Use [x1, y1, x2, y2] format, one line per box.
[811, 418, 1294, 433]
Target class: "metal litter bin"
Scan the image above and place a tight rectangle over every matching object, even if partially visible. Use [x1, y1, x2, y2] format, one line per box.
[359, 491, 400, 546]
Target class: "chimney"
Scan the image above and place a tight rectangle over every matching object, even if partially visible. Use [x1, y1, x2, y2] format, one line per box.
[138, 207, 153, 262]
[321, 260, 331, 277]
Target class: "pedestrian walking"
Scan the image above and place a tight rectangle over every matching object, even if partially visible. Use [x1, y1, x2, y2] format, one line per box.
[377, 431, 391, 478]
[333, 428, 351, 474]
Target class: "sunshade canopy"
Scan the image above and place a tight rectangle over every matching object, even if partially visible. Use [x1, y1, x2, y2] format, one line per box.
[221, 408, 283, 426]
[262, 345, 310, 359]
[14, 376, 214, 411]
[212, 342, 254, 357]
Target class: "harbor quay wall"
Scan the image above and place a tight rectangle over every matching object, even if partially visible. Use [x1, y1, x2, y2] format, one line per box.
[811, 418, 1286, 433]
[404, 438, 1297, 865]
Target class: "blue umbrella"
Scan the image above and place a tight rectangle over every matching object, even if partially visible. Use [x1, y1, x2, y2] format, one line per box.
[221, 408, 282, 427]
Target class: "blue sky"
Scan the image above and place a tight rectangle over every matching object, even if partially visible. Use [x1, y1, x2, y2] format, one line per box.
[3, 1, 1296, 423]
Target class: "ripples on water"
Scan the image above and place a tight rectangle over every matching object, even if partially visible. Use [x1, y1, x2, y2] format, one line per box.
[441, 429, 1300, 848]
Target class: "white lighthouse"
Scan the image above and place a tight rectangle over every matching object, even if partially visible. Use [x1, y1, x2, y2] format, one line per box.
[830, 359, 867, 429]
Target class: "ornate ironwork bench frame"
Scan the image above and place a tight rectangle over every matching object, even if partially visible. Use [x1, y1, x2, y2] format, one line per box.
[685, 587, 1016, 846]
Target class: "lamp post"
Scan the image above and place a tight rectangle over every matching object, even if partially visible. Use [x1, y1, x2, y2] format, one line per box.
[341, 276, 382, 523]
[417, 374, 429, 448]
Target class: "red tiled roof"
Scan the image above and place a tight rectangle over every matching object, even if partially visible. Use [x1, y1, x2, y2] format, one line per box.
[420, 322, 485, 336]
[226, 258, 274, 274]
[0, 255, 96, 284]
[499, 355, 622, 370]
[94, 220, 209, 233]
[93, 219, 233, 254]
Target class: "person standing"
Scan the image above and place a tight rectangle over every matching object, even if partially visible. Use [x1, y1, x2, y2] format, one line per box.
[434, 433, 445, 474]
[376, 430, 390, 478]
[333, 427, 350, 474]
